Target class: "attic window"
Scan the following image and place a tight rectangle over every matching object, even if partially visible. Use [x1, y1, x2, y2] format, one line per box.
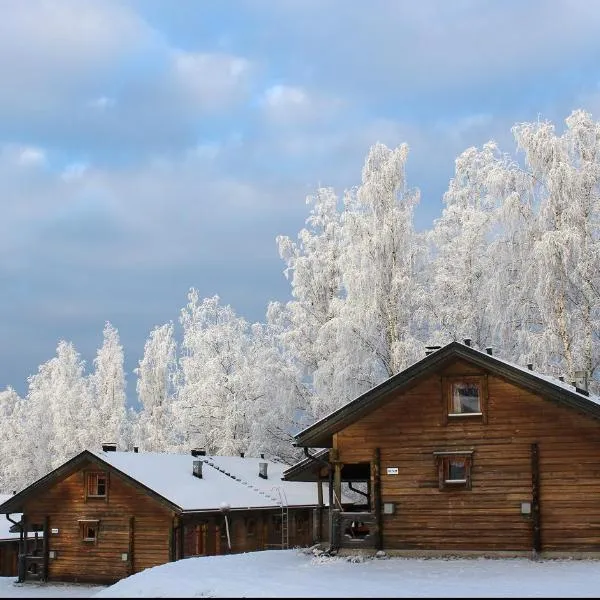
[86, 472, 108, 499]
[444, 375, 487, 422]
[434, 451, 473, 491]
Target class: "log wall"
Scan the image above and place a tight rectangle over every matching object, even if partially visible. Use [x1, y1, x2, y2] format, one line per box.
[335, 359, 600, 554]
[23, 458, 174, 583]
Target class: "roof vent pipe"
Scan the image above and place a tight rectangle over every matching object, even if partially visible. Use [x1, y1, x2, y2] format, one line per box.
[258, 462, 268, 479]
[486, 347, 493, 355]
[133, 446, 139, 453]
[192, 460, 203, 479]
[527, 363, 533, 371]
[260, 453, 265, 459]
[240, 452, 245, 458]
[463, 338, 471, 347]
[191, 448, 206, 457]
[102, 443, 117, 452]
[558, 376, 565, 382]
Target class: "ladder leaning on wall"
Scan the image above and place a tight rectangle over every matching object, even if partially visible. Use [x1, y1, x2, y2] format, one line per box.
[271, 486, 289, 549]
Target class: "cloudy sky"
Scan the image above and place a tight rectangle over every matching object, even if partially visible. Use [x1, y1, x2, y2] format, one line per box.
[2, 0, 600, 399]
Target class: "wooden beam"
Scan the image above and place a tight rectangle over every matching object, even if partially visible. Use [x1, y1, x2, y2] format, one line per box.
[127, 517, 135, 576]
[373, 447, 382, 550]
[42, 516, 49, 582]
[531, 442, 541, 555]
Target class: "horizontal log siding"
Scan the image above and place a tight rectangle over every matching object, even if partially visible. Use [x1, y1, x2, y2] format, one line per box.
[335, 359, 600, 553]
[24, 459, 174, 583]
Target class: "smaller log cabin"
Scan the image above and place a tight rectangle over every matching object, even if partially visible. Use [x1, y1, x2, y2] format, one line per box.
[0, 494, 41, 578]
[0, 448, 337, 584]
[285, 340, 600, 558]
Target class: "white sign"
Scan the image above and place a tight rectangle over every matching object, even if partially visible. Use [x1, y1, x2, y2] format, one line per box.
[51, 528, 59, 534]
[386, 467, 399, 475]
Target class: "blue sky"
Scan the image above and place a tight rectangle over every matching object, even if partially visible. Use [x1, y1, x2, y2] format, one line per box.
[2, 0, 600, 398]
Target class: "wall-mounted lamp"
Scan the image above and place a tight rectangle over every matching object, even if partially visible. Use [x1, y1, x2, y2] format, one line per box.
[520, 501, 532, 515]
[383, 502, 395, 515]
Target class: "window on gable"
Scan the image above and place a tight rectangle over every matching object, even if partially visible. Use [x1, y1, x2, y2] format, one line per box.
[444, 376, 487, 421]
[434, 451, 473, 491]
[86, 472, 108, 499]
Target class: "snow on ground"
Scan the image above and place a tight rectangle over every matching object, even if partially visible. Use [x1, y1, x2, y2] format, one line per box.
[95, 549, 600, 598]
[0, 578, 104, 598]
[5, 549, 600, 598]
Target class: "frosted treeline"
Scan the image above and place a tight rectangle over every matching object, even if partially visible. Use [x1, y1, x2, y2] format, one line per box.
[2, 109, 600, 493]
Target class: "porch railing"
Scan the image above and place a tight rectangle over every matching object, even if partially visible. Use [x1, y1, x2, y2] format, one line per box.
[332, 510, 378, 550]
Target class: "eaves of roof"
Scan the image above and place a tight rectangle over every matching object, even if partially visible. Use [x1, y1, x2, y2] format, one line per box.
[293, 341, 600, 448]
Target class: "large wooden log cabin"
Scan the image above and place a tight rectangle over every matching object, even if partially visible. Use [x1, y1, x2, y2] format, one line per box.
[0, 448, 333, 583]
[284, 340, 600, 557]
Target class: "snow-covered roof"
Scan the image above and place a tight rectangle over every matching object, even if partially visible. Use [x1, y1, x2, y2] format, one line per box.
[92, 451, 335, 512]
[294, 340, 600, 448]
[0, 494, 20, 541]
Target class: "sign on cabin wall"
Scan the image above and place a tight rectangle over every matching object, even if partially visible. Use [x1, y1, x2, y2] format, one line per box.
[386, 467, 399, 475]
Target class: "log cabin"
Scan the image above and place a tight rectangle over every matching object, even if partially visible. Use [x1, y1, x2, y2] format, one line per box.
[0, 494, 41, 577]
[0, 447, 338, 584]
[284, 340, 600, 558]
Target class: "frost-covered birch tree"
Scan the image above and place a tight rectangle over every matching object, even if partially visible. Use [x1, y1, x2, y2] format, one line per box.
[89, 322, 127, 449]
[175, 291, 265, 455]
[313, 143, 425, 415]
[134, 322, 178, 451]
[425, 143, 501, 348]
[509, 110, 600, 386]
[0, 387, 24, 493]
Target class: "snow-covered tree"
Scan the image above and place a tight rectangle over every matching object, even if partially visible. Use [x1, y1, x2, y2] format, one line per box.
[134, 322, 178, 452]
[89, 322, 127, 449]
[313, 142, 425, 415]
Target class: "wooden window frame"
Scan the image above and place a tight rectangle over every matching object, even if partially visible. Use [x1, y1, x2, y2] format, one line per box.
[442, 375, 488, 424]
[85, 471, 109, 501]
[79, 519, 100, 544]
[434, 451, 474, 491]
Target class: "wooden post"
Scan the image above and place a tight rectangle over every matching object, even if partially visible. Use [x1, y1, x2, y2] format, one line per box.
[127, 517, 135, 575]
[178, 519, 185, 560]
[169, 519, 175, 562]
[317, 475, 324, 542]
[531, 442, 541, 556]
[373, 447, 383, 550]
[331, 448, 342, 510]
[42, 517, 49, 582]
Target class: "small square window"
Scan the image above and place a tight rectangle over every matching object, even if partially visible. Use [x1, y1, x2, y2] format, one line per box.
[79, 520, 100, 543]
[451, 381, 481, 414]
[86, 472, 108, 498]
[435, 452, 473, 491]
[444, 376, 487, 421]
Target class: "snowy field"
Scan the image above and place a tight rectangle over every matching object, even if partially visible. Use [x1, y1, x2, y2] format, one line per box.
[3, 549, 600, 598]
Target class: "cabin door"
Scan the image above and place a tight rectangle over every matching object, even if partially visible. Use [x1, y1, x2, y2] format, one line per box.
[184, 523, 208, 557]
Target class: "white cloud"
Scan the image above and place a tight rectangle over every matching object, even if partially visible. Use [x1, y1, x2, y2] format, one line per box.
[89, 96, 117, 111]
[61, 162, 89, 182]
[16, 147, 47, 168]
[261, 84, 342, 124]
[171, 50, 253, 110]
[0, 0, 156, 112]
